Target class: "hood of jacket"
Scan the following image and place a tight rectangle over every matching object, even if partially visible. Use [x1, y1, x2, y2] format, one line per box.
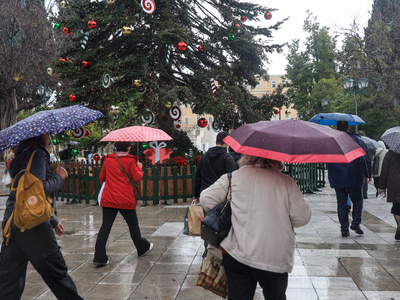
[206, 146, 229, 159]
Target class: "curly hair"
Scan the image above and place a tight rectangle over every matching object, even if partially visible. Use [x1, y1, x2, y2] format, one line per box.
[239, 154, 284, 171]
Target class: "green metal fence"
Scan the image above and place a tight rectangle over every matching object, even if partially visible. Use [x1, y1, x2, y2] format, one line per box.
[54, 162, 325, 205]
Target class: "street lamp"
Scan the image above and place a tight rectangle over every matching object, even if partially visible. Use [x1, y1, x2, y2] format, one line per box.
[36, 85, 53, 107]
[342, 77, 369, 131]
[321, 97, 329, 113]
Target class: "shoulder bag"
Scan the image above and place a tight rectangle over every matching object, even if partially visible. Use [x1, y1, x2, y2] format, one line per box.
[201, 173, 232, 247]
[115, 155, 141, 197]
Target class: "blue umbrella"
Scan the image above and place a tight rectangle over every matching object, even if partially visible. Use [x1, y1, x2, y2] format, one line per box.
[0, 105, 103, 152]
[309, 113, 366, 126]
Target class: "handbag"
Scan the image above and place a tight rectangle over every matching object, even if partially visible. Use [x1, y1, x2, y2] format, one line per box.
[188, 200, 204, 236]
[115, 154, 141, 197]
[201, 173, 232, 247]
[196, 250, 228, 298]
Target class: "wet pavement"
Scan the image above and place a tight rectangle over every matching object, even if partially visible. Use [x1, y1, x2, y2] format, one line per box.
[1, 162, 400, 299]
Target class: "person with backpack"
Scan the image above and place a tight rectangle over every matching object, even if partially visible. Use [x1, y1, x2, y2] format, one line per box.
[0, 134, 83, 300]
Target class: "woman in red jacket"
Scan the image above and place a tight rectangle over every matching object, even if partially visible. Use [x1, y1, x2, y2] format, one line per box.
[93, 142, 153, 266]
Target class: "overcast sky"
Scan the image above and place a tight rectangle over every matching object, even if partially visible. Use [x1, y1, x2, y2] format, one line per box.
[248, 0, 374, 75]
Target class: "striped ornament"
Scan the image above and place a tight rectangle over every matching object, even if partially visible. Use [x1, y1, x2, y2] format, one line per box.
[80, 30, 89, 51]
[113, 115, 118, 129]
[210, 78, 217, 95]
[166, 44, 171, 66]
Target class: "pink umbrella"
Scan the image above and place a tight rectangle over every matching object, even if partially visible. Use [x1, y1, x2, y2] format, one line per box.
[100, 126, 172, 142]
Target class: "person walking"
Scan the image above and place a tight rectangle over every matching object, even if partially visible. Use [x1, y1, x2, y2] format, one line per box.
[193, 131, 237, 202]
[378, 148, 400, 239]
[200, 154, 311, 300]
[372, 141, 388, 197]
[93, 142, 153, 266]
[327, 121, 372, 237]
[0, 134, 83, 300]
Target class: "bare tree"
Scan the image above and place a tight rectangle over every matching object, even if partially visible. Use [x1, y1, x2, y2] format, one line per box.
[0, 0, 60, 132]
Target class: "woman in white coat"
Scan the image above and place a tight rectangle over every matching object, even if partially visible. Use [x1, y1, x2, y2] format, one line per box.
[200, 155, 311, 300]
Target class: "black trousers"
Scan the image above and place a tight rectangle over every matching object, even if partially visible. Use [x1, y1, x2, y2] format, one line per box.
[94, 207, 150, 262]
[0, 223, 83, 300]
[222, 253, 288, 300]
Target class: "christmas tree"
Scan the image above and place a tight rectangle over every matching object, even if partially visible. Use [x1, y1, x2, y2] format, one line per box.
[52, 0, 288, 134]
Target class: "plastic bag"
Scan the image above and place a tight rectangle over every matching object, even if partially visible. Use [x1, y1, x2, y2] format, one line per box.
[97, 182, 105, 205]
[183, 206, 190, 235]
[2, 172, 11, 185]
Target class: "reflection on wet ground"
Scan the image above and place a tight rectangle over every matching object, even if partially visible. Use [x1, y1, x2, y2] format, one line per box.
[1, 167, 400, 299]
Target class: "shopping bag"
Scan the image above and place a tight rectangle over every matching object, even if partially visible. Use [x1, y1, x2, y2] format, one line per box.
[196, 250, 228, 298]
[2, 172, 11, 185]
[97, 182, 105, 205]
[188, 204, 204, 236]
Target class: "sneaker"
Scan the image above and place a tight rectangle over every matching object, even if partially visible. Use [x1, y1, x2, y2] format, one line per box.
[395, 228, 400, 240]
[93, 260, 109, 266]
[139, 243, 154, 257]
[341, 232, 349, 237]
[350, 224, 364, 235]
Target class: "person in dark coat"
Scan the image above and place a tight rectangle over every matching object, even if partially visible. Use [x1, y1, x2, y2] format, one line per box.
[378, 149, 400, 240]
[193, 132, 237, 201]
[327, 121, 372, 237]
[0, 134, 83, 300]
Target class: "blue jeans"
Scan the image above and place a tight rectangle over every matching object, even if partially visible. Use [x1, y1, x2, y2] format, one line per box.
[335, 188, 363, 233]
[0, 223, 83, 300]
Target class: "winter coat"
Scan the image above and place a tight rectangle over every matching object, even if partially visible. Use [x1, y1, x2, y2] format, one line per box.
[2, 144, 63, 229]
[372, 141, 388, 178]
[99, 153, 143, 210]
[194, 146, 237, 197]
[378, 150, 400, 203]
[327, 132, 372, 189]
[200, 165, 311, 273]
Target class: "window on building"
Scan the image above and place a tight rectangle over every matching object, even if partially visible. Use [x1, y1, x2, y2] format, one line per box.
[253, 76, 261, 89]
[209, 117, 213, 124]
[272, 115, 277, 120]
[271, 80, 276, 88]
[285, 114, 290, 120]
[184, 117, 189, 125]
[185, 104, 190, 108]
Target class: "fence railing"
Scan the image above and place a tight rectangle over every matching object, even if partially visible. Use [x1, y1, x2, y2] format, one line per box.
[54, 162, 325, 205]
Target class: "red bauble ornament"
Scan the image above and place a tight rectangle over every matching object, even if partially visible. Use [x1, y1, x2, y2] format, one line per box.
[93, 154, 101, 161]
[63, 27, 72, 35]
[60, 57, 68, 62]
[82, 61, 90, 67]
[176, 124, 181, 129]
[274, 109, 279, 115]
[176, 41, 187, 52]
[197, 118, 208, 128]
[264, 12, 272, 20]
[198, 45, 204, 52]
[240, 16, 247, 22]
[69, 94, 77, 102]
[88, 20, 97, 29]
[235, 23, 240, 27]
[85, 130, 91, 137]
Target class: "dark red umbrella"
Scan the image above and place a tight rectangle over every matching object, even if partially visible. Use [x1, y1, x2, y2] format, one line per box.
[224, 120, 366, 163]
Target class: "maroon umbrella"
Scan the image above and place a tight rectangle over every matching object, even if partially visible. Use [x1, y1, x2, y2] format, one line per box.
[224, 120, 366, 163]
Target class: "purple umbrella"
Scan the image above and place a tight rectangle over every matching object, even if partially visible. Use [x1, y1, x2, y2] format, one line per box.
[224, 120, 366, 163]
[0, 105, 103, 152]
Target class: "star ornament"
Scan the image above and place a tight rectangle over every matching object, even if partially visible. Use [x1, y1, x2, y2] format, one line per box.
[376, 81, 385, 91]
[372, 48, 385, 60]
